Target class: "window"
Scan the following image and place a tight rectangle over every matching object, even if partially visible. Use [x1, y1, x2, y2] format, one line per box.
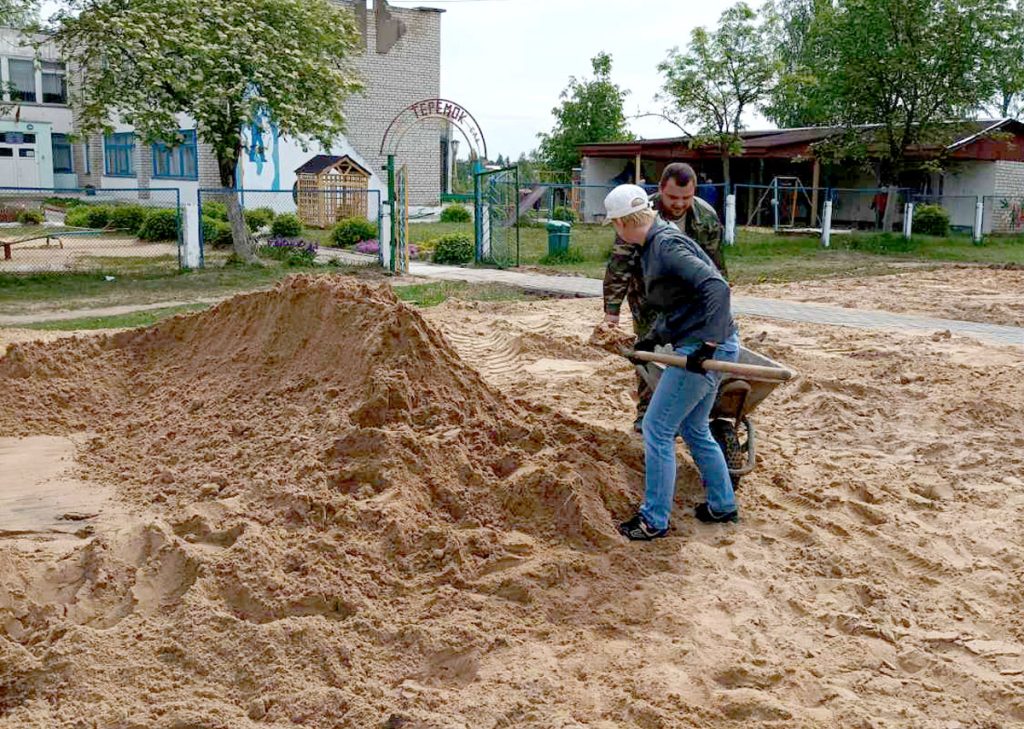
[104, 132, 135, 177]
[41, 61, 66, 104]
[19, 149, 34, 158]
[152, 129, 198, 179]
[0, 148, 12, 157]
[8, 59, 37, 103]
[53, 134, 73, 173]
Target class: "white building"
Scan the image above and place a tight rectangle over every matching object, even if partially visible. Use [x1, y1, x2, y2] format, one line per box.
[0, 0, 448, 206]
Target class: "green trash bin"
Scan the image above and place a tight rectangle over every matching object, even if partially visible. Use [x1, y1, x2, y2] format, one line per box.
[546, 220, 571, 255]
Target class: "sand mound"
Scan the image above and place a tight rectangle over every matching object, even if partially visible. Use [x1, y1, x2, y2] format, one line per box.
[0, 277, 644, 727]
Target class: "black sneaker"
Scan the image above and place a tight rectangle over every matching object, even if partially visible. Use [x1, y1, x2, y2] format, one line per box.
[694, 502, 739, 524]
[618, 513, 669, 541]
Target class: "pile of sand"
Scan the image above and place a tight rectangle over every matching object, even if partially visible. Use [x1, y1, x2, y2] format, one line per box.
[0, 277, 647, 727]
[4, 275, 1024, 727]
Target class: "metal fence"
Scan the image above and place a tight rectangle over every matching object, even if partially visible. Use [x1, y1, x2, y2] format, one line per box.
[197, 188, 383, 266]
[911, 194, 979, 234]
[733, 183, 833, 230]
[0, 187, 181, 273]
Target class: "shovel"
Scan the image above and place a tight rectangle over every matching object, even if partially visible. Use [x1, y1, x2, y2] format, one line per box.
[624, 349, 795, 383]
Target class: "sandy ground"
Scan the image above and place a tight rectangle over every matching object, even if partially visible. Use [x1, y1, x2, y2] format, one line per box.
[739, 267, 1024, 327]
[1, 276, 1023, 728]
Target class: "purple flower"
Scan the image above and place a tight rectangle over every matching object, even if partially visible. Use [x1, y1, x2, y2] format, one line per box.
[354, 239, 380, 255]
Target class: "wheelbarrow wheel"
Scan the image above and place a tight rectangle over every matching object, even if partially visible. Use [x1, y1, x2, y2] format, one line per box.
[711, 418, 746, 489]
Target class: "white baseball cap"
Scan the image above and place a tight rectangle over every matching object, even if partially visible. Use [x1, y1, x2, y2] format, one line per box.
[603, 184, 651, 224]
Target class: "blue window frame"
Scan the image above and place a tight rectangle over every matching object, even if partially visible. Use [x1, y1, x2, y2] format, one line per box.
[104, 132, 135, 177]
[152, 130, 198, 180]
[52, 133, 73, 174]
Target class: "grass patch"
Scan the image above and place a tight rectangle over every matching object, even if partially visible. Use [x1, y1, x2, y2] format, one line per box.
[22, 303, 211, 331]
[394, 280, 530, 308]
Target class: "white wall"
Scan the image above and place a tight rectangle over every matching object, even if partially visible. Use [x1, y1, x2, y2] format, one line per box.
[240, 131, 384, 222]
[581, 156, 627, 223]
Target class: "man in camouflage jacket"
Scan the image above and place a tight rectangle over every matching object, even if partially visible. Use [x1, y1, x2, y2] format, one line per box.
[602, 163, 727, 431]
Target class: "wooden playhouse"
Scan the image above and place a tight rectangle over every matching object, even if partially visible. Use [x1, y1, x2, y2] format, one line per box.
[294, 155, 371, 228]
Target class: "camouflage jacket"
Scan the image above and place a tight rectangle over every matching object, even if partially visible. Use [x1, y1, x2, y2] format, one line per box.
[603, 194, 725, 329]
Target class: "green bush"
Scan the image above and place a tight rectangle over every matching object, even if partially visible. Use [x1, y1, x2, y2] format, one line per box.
[271, 213, 303, 238]
[432, 233, 474, 265]
[552, 205, 577, 223]
[137, 209, 180, 241]
[16, 208, 44, 225]
[202, 218, 234, 247]
[108, 204, 149, 234]
[244, 207, 276, 232]
[539, 247, 585, 265]
[44, 197, 85, 209]
[64, 204, 115, 229]
[202, 200, 229, 221]
[440, 204, 471, 223]
[64, 206, 93, 227]
[330, 217, 378, 247]
[913, 204, 950, 237]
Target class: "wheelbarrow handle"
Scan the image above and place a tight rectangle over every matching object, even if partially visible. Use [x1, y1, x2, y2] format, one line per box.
[625, 350, 796, 382]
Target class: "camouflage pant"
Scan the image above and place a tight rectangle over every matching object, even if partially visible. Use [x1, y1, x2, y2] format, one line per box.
[631, 303, 658, 421]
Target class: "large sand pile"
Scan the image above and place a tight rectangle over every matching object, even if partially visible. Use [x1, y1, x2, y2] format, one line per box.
[3, 276, 1024, 727]
[0, 277, 646, 727]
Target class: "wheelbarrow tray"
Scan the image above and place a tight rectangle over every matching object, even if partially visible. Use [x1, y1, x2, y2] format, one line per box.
[637, 346, 790, 422]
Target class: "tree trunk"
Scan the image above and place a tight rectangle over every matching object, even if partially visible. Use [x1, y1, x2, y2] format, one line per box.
[721, 153, 731, 190]
[217, 148, 256, 263]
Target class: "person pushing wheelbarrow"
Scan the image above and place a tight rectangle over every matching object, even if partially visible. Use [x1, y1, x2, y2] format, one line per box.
[600, 184, 793, 540]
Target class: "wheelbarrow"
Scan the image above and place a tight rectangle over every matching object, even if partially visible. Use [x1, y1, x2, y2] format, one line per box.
[630, 346, 794, 485]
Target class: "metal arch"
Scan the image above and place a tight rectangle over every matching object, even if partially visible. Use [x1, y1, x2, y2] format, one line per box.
[379, 98, 487, 160]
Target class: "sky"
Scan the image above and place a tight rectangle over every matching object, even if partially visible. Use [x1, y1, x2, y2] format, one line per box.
[389, 0, 771, 160]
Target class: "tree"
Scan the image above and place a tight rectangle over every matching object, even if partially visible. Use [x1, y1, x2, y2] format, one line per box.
[0, 0, 37, 26]
[765, 0, 1005, 188]
[537, 52, 630, 181]
[657, 2, 776, 187]
[761, 0, 834, 128]
[989, 0, 1024, 118]
[47, 0, 363, 261]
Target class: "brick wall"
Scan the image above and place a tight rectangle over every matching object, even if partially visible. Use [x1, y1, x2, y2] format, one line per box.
[990, 161, 1024, 234]
[341, 2, 442, 205]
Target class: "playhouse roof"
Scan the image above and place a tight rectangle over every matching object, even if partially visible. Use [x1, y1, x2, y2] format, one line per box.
[295, 154, 371, 177]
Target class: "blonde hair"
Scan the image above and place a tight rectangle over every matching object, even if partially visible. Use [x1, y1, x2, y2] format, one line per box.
[616, 208, 657, 228]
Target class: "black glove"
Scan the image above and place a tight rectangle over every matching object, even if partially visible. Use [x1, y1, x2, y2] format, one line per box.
[684, 342, 717, 374]
[625, 337, 656, 364]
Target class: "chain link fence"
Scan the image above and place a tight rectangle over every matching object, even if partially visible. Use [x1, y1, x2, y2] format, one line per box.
[733, 183, 831, 230]
[0, 187, 181, 272]
[911, 194, 980, 235]
[197, 188, 383, 266]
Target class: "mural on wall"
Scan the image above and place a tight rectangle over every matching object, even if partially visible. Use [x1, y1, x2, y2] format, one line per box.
[244, 110, 281, 190]
[998, 197, 1024, 231]
[240, 121, 381, 198]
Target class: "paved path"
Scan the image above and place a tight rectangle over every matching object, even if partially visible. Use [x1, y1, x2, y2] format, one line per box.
[405, 262, 1024, 348]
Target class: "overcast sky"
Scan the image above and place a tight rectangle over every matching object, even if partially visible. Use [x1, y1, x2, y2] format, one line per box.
[390, 0, 771, 160]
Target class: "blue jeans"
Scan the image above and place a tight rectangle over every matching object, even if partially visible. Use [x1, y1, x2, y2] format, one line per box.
[639, 331, 741, 529]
